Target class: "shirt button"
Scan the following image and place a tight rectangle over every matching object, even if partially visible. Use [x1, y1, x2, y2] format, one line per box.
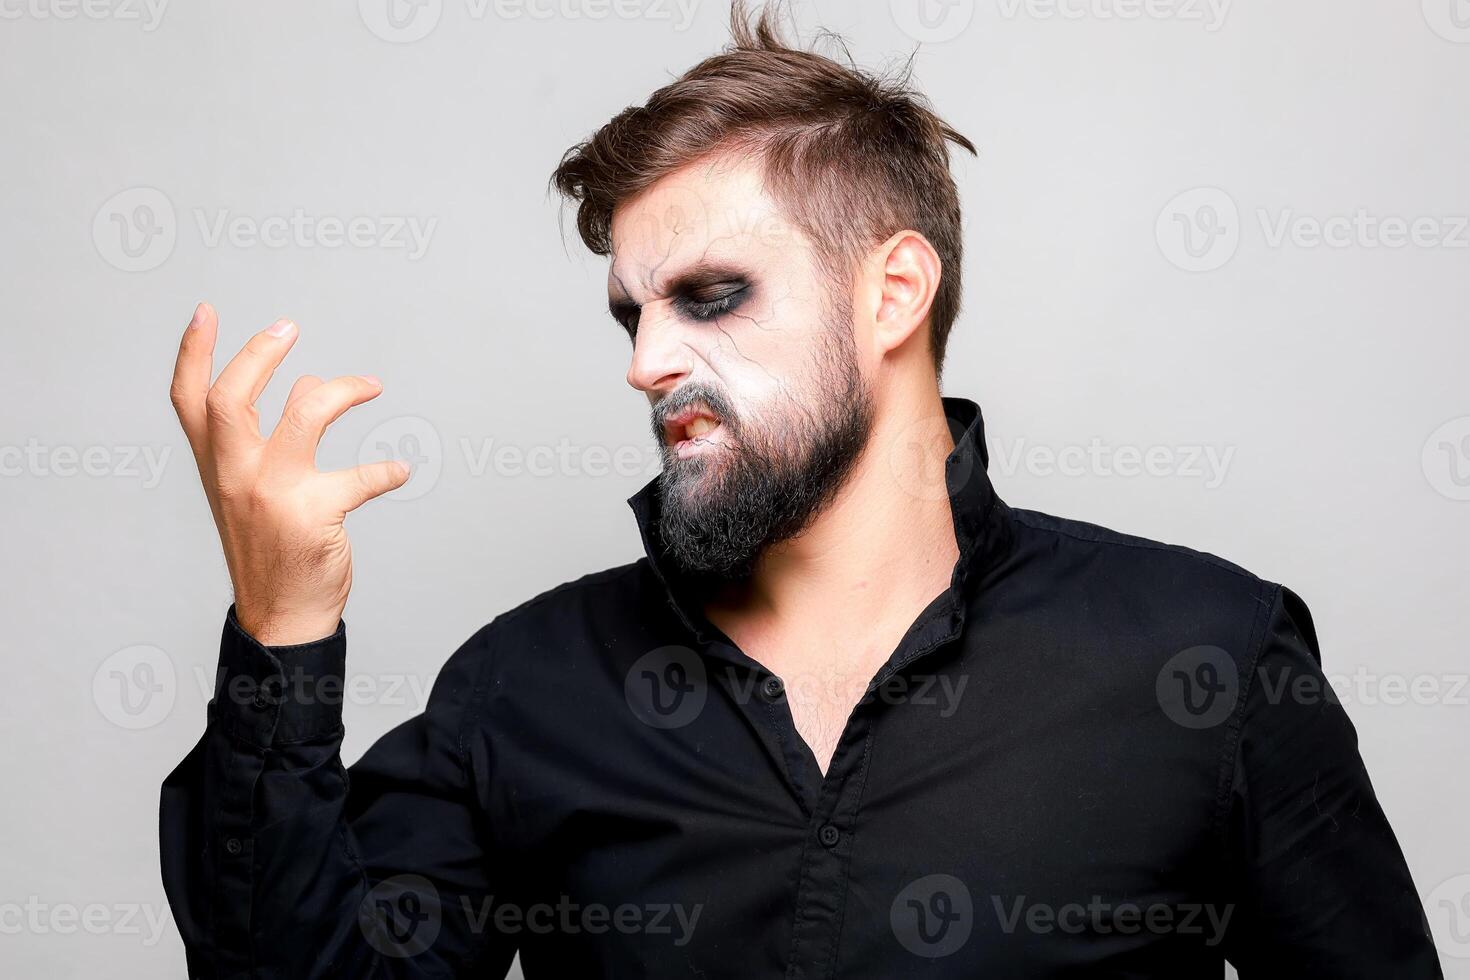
[224, 836, 243, 856]
[818, 824, 840, 848]
[761, 676, 785, 701]
[253, 678, 280, 709]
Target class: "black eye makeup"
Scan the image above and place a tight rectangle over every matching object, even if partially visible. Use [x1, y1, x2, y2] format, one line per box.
[672, 280, 750, 323]
[607, 266, 755, 339]
[609, 299, 641, 338]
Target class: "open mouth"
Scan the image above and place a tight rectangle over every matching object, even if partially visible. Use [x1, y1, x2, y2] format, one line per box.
[662, 403, 727, 458]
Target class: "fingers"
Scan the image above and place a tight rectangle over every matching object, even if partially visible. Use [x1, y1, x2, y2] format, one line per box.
[285, 374, 325, 409]
[206, 317, 300, 452]
[268, 374, 384, 466]
[325, 459, 411, 513]
[169, 302, 218, 452]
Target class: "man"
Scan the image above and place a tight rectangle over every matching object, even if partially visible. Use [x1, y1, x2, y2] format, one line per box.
[159, 4, 1441, 976]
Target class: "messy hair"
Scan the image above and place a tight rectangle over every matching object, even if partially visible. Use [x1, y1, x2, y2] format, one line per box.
[550, 1, 976, 371]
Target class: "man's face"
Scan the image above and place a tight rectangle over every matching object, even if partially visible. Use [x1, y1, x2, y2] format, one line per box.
[608, 155, 874, 580]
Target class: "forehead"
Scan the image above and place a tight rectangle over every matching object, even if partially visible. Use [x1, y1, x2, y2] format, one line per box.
[607, 154, 810, 298]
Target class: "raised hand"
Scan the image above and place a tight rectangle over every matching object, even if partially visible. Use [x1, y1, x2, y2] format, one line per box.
[169, 302, 410, 645]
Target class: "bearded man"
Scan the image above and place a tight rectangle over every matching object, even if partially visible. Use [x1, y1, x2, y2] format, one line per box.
[159, 5, 1440, 977]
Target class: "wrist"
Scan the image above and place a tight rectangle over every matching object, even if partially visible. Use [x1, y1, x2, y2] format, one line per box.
[233, 601, 342, 647]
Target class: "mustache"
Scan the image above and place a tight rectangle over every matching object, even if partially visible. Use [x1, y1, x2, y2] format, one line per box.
[650, 383, 741, 441]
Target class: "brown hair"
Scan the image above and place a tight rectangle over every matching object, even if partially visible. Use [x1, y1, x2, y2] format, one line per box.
[550, 1, 976, 372]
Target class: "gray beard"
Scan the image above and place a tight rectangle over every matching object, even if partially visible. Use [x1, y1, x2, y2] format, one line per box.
[653, 333, 873, 581]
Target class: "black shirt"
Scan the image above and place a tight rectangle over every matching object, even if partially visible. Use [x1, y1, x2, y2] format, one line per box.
[159, 396, 1441, 978]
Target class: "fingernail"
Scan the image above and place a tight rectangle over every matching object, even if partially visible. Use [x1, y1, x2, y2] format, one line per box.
[267, 318, 296, 338]
[360, 374, 382, 387]
[189, 302, 208, 330]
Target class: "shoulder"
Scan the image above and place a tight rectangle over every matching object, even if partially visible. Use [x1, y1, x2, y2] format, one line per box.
[1007, 505, 1279, 603]
[997, 506, 1299, 672]
[427, 559, 665, 715]
[492, 560, 651, 629]
[457, 558, 672, 671]
[1009, 506, 1265, 587]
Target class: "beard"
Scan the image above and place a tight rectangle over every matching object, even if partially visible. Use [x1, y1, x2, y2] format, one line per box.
[651, 328, 874, 582]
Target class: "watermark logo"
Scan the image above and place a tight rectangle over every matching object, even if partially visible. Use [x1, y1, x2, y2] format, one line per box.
[887, 412, 975, 503]
[93, 187, 176, 273]
[891, 0, 975, 42]
[360, 415, 443, 501]
[360, 0, 443, 42]
[624, 645, 707, 729]
[1427, 873, 1470, 957]
[94, 186, 438, 271]
[1157, 187, 1240, 273]
[892, 874, 974, 958]
[356, 418, 669, 501]
[360, 874, 443, 958]
[1422, 417, 1470, 501]
[93, 644, 176, 730]
[1155, 645, 1237, 729]
[1161, 188, 1469, 272]
[1423, 0, 1470, 42]
[616, 182, 712, 262]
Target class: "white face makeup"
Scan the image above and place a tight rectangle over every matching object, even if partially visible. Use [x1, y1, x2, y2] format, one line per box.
[607, 154, 876, 578]
[608, 154, 845, 478]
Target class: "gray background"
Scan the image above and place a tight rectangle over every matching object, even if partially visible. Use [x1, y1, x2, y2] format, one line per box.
[2, 0, 1467, 975]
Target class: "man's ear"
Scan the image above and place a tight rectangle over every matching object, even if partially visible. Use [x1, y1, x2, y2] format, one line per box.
[869, 230, 942, 357]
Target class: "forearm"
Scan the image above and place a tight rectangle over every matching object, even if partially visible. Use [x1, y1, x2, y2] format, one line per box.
[160, 606, 516, 977]
[160, 606, 377, 978]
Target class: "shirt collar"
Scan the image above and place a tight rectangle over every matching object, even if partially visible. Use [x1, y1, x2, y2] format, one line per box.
[627, 395, 1014, 648]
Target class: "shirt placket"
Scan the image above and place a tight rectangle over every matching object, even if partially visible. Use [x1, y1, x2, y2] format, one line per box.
[702, 593, 967, 979]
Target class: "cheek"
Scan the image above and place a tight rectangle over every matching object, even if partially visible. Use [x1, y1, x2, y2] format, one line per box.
[700, 319, 797, 407]
[704, 287, 829, 390]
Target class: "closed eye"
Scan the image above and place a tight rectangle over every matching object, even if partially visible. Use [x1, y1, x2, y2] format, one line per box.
[609, 300, 640, 338]
[606, 272, 751, 338]
[674, 282, 749, 323]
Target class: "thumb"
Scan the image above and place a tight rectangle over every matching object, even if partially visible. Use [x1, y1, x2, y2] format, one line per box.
[330, 459, 412, 512]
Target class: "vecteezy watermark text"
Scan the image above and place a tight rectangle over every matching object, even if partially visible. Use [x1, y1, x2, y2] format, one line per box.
[93, 187, 439, 272]
[991, 895, 1234, 945]
[358, 0, 699, 43]
[995, 0, 1230, 30]
[0, 897, 171, 946]
[0, 0, 167, 30]
[0, 440, 171, 487]
[989, 436, 1235, 488]
[1158, 187, 1470, 272]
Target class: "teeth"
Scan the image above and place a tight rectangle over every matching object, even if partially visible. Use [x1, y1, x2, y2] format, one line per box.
[686, 417, 717, 439]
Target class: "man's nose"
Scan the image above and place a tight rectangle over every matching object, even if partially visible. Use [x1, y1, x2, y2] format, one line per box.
[625, 309, 692, 395]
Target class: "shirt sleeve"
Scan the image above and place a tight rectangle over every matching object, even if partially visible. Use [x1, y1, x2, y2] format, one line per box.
[1219, 585, 1443, 976]
[159, 604, 518, 978]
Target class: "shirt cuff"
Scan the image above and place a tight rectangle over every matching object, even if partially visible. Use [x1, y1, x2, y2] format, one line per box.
[213, 603, 347, 749]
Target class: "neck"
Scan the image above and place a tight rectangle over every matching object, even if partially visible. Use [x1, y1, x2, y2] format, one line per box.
[709, 388, 961, 633]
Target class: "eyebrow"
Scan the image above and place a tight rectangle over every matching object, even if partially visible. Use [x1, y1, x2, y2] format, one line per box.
[606, 261, 752, 321]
